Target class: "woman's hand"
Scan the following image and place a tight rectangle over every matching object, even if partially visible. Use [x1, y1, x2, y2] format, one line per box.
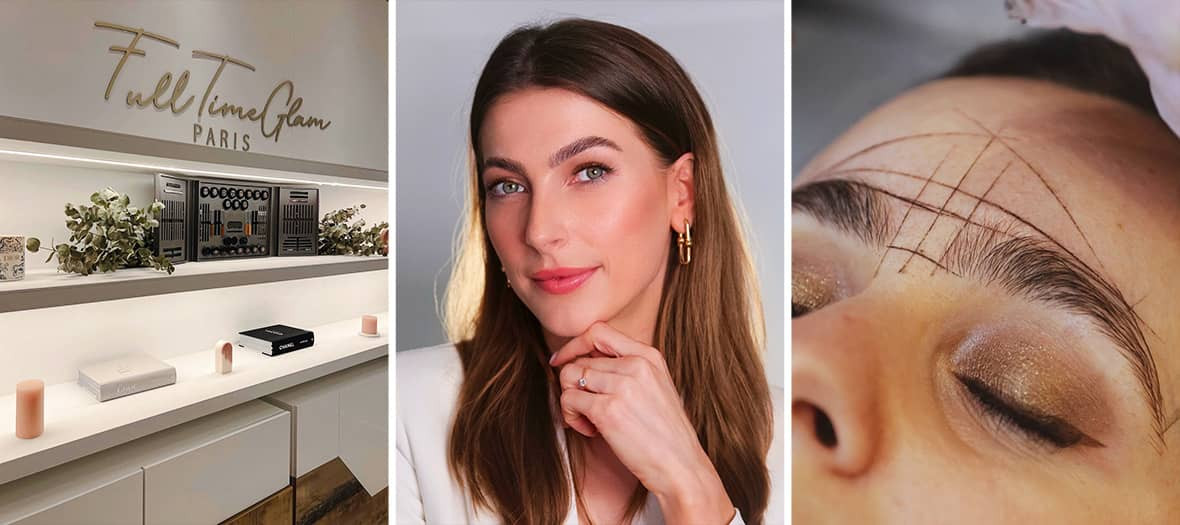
[550, 322, 736, 524]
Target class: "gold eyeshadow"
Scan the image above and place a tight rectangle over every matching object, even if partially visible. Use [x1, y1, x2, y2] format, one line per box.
[792, 265, 835, 314]
[950, 329, 1111, 438]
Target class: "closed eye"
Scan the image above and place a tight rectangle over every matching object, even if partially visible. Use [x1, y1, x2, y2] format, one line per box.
[957, 374, 1102, 449]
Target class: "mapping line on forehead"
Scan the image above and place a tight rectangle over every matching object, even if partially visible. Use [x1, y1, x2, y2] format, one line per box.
[932, 161, 1013, 277]
[900, 137, 996, 273]
[817, 132, 991, 176]
[872, 145, 956, 279]
[886, 245, 957, 276]
[839, 166, 1154, 341]
[952, 108, 1110, 277]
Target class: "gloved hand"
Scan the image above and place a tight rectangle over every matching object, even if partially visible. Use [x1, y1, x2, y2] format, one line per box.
[1006, 0, 1180, 139]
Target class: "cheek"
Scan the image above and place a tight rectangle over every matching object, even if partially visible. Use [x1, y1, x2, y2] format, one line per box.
[484, 204, 524, 262]
[582, 177, 670, 265]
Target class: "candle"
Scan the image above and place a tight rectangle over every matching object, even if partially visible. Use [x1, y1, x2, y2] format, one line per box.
[215, 340, 233, 374]
[361, 315, 378, 335]
[15, 379, 44, 439]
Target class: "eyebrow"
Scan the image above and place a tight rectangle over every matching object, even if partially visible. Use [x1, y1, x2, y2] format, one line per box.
[482, 136, 623, 178]
[792, 178, 1165, 443]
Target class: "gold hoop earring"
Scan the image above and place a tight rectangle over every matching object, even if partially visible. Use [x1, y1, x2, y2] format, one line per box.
[677, 220, 693, 265]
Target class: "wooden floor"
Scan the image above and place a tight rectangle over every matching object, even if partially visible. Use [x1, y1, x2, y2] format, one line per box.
[221, 457, 387, 525]
[295, 457, 388, 525]
[223, 485, 293, 525]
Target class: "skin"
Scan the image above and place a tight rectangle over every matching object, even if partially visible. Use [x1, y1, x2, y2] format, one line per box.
[792, 77, 1180, 523]
[480, 87, 734, 524]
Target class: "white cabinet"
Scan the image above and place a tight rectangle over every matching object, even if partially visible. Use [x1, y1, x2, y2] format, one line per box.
[0, 464, 142, 525]
[0, 400, 290, 525]
[141, 402, 290, 525]
[265, 356, 387, 494]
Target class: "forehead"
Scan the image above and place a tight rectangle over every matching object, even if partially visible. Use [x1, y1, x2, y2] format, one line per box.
[794, 77, 1180, 427]
[478, 88, 643, 158]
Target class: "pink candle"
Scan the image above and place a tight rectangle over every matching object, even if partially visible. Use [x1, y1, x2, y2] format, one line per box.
[361, 315, 378, 335]
[215, 340, 233, 374]
[15, 379, 44, 439]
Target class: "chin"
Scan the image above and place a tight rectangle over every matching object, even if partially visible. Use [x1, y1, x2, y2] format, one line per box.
[532, 309, 598, 339]
[523, 292, 608, 338]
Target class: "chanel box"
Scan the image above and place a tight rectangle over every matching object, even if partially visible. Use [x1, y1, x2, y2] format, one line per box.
[237, 324, 315, 356]
[78, 354, 177, 402]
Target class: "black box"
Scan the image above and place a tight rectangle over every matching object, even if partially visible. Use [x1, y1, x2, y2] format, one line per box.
[237, 324, 315, 356]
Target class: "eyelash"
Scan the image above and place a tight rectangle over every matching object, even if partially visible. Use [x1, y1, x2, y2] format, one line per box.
[957, 374, 1094, 449]
[483, 162, 615, 198]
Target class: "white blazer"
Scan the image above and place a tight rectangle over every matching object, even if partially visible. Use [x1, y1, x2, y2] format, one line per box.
[396, 344, 785, 524]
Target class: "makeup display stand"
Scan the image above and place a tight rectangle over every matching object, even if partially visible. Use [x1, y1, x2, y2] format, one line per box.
[0, 314, 388, 486]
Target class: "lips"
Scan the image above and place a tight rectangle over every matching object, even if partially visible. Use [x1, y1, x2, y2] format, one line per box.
[529, 266, 599, 295]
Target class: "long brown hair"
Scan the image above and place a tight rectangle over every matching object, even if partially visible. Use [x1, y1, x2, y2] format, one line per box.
[445, 18, 772, 524]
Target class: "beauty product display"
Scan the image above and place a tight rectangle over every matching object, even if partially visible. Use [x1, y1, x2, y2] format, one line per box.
[274, 187, 320, 256]
[214, 340, 233, 374]
[15, 379, 44, 439]
[238, 324, 315, 356]
[193, 179, 274, 261]
[360, 314, 379, 337]
[0, 235, 26, 281]
[77, 354, 177, 402]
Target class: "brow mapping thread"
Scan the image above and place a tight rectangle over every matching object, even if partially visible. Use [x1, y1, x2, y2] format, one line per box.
[886, 245, 959, 276]
[901, 137, 994, 273]
[932, 160, 1012, 277]
[997, 137, 1110, 276]
[816, 131, 990, 177]
[872, 145, 956, 278]
[838, 168, 1094, 285]
[951, 107, 1109, 278]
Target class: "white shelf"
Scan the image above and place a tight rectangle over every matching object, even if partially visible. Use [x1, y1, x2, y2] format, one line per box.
[0, 255, 388, 313]
[0, 313, 389, 486]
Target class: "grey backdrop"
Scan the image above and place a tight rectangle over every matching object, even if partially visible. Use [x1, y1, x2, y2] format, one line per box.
[396, 0, 785, 387]
[793, 0, 1031, 175]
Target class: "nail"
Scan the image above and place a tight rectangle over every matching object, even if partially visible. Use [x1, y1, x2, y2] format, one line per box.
[549, 352, 557, 365]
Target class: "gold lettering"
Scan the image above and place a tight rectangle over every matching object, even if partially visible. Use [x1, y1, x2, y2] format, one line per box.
[192, 50, 256, 121]
[260, 80, 293, 141]
[95, 22, 333, 150]
[94, 21, 179, 101]
[170, 70, 194, 114]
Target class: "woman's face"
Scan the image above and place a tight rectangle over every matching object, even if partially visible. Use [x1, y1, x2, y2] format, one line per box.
[792, 77, 1180, 523]
[479, 88, 692, 342]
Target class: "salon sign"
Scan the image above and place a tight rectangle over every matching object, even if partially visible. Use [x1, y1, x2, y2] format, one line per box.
[94, 20, 331, 154]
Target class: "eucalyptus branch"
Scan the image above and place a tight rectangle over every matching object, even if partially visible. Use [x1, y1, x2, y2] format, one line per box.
[26, 188, 175, 275]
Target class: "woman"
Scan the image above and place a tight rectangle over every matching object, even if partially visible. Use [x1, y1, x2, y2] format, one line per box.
[398, 18, 783, 525]
[793, 31, 1180, 522]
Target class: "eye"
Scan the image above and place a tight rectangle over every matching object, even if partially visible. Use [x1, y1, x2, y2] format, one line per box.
[488, 180, 527, 197]
[574, 164, 612, 183]
[957, 374, 1100, 449]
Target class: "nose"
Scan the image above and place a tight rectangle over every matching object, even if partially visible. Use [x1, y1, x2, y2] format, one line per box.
[793, 297, 884, 478]
[524, 188, 567, 251]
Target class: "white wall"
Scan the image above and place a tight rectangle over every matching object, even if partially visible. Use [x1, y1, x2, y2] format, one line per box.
[395, 0, 785, 387]
[0, 0, 387, 171]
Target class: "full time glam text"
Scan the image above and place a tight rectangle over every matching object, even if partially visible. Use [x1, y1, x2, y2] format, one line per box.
[96, 21, 332, 152]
